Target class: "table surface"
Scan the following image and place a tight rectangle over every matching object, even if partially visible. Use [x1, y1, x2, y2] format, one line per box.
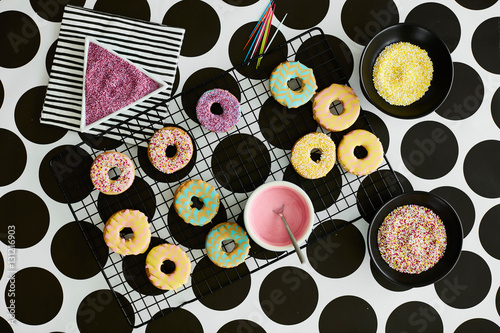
[1, 0, 500, 332]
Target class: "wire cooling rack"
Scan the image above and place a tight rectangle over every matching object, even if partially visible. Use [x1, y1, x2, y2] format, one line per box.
[50, 27, 404, 328]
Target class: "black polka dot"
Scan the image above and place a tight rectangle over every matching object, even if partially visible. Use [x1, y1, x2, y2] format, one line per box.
[45, 39, 57, 75]
[434, 251, 491, 309]
[456, 0, 498, 9]
[77, 289, 134, 331]
[172, 67, 180, 96]
[145, 308, 203, 333]
[319, 295, 377, 333]
[472, 17, 500, 74]
[0, 129, 26, 186]
[0, 190, 49, 249]
[5, 267, 63, 325]
[356, 170, 413, 223]
[455, 318, 500, 333]
[435, 62, 484, 120]
[212, 134, 271, 193]
[259, 266, 318, 325]
[94, 0, 150, 20]
[97, 176, 156, 222]
[430, 186, 475, 238]
[15, 86, 67, 144]
[0, 80, 4, 109]
[0, 253, 3, 280]
[401, 121, 458, 179]
[79, 133, 122, 151]
[228, 21, 287, 80]
[191, 256, 251, 311]
[217, 319, 266, 333]
[0, 317, 13, 333]
[497, 287, 500, 316]
[341, 0, 399, 45]
[168, 200, 227, 249]
[283, 163, 342, 212]
[492, 87, 500, 129]
[122, 237, 168, 296]
[307, 222, 365, 278]
[479, 204, 500, 260]
[273, 0, 329, 30]
[181, 67, 240, 123]
[0, 11, 41, 68]
[464, 140, 500, 198]
[163, 0, 220, 57]
[31, 0, 85, 22]
[39, 145, 94, 203]
[386, 301, 443, 333]
[370, 261, 412, 292]
[258, 97, 318, 150]
[405, 3, 461, 53]
[51, 221, 107, 279]
[223, 0, 258, 6]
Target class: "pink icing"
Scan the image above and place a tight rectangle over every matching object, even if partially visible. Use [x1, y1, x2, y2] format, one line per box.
[246, 186, 311, 247]
[90, 152, 135, 194]
[196, 89, 241, 132]
[85, 41, 161, 126]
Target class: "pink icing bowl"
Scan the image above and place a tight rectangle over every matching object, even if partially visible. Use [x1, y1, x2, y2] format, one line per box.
[244, 181, 315, 251]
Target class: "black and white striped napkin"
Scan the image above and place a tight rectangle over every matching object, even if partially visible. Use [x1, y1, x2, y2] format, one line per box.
[41, 5, 184, 143]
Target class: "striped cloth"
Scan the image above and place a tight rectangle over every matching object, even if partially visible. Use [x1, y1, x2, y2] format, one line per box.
[40, 5, 184, 142]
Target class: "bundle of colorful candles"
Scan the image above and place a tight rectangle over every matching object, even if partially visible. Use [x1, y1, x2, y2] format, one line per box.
[243, 0, 287, 68]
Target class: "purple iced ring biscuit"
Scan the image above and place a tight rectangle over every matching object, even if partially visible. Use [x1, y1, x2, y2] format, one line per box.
[196, 89, 241, 133]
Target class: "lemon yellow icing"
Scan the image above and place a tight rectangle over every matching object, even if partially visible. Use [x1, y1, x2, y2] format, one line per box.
[291, 132, 336, 179]
[337, 129, 384, 176]
[103, 209, 151, 255]
[145, 243, 191, 291]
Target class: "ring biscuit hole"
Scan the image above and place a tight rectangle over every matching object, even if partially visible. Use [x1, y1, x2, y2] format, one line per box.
[210, 103, 224, 115]
[329, 100, 344, 116]
[221, 239, 236, 253]
[160, 259, 176, 275]
[108, 167, 121, 180]
[165, 145, 177, 158]
[190, 196, 204, 210]
[310, 148, 322, 163]
[354, 146, 368, 159]
[119, 227, 134, 240]
[287, 78, 303, 91]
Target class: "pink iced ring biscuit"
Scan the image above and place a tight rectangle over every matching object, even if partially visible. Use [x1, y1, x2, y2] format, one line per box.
[103, 209, 151, 255]
[90, 151, 135, 195]
[312, 83, 360, 132]
[148, 126, 194, 174]
[196, 88, 241, 132]
[337, 129, 384, 176]
[145, 243, 191, 291]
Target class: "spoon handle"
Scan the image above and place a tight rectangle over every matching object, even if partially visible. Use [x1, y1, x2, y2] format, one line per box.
[279, 213, 306, 264]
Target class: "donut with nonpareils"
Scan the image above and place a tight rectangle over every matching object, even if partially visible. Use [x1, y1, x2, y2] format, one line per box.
[103, 209, 151, 255]
[145, 243, 191, 291]
[90, 151, 135, 195]
[148, 126, 194, 174]
[196, 89, 241, 132]
[174, 179, 220, 226]
[269, 61, 317, 108]
[206, 222, 250, 268]
[291, 132, 336, 179]
[337, 129, 384, 176]
[312, 83, 360, 132]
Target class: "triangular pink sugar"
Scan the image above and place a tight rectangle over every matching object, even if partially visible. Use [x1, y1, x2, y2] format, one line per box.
[84, 42, 161, 126]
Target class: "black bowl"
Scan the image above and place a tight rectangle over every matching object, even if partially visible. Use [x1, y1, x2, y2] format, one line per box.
[359, 23, 453, 118]
[367, 191, 463, 287]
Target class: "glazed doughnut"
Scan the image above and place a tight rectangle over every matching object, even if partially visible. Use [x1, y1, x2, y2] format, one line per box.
[291, 132, 336, 180]
[196, 89, 241, 132]
[174, 179, 220, 226]
[148, 126, 194, 174]
[145, 243, 191, 291]
[103, 209, 151, 255]
[337, 129, 384, 176]
[206, 222, 250, 268]
[269, 61, 317, 108]
[312, 84, 360, 132]
[90, 151, 135, 195]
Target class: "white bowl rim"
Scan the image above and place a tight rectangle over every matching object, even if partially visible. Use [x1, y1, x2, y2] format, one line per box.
[243, 180, 315, 251]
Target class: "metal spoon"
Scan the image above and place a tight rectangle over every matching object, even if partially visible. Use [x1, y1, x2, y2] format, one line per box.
[272, 204, 306, 264]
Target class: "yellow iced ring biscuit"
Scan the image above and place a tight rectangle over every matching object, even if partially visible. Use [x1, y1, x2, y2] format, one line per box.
[103, 209, 151, 255]
[312, 84, 360, 132]
[337, 129, 384, 176]
[291, 132, 336, 179]
[145, 243, 191, 291]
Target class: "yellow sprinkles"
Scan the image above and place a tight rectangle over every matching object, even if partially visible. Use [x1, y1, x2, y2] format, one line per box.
[373, 42, 433, 106]
[291, 132, 336, 180]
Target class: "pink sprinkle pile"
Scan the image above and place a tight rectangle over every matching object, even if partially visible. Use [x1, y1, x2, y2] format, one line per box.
[85, 42, 160, 126]
[377, 204, 447, 274]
